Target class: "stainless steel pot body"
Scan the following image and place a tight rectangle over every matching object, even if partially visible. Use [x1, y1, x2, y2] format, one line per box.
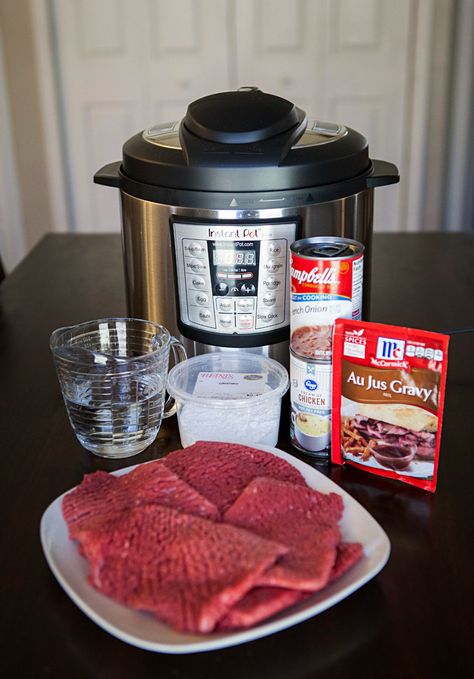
[120, 189, 374, 363]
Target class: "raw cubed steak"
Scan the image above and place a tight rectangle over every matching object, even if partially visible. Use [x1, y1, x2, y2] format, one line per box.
[62, 459, 219, 539]
[162, 441, 307, 515]
[224, 476, 343, 591]
[76, 504, 287, 634]
[330, 542, 363, 582]
[219, 541, 364, 630]
[217, 587, 305, 630]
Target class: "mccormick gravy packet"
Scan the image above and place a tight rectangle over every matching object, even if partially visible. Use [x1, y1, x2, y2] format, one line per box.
[331, 319, 449, 492]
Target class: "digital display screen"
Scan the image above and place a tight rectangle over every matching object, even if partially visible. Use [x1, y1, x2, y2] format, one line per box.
[212, 249, 256, 267]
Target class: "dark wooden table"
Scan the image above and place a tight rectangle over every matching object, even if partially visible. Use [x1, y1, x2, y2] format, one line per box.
[1, 233, 473, 679]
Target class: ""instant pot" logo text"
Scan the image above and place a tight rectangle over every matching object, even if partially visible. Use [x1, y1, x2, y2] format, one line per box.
[207, 227, 259, 239]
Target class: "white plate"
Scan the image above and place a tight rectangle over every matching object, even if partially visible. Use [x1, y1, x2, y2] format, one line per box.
[40, 445, 390, 654]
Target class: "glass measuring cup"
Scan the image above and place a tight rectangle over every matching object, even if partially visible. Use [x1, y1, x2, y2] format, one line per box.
[50, 318, 186, 458]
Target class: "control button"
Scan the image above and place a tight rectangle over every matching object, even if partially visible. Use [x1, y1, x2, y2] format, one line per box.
[241, 272, 253, 279]
[240, 283, 256, 295]
[186, 241, 205, 257]
[267, 242, 282, 256]
[265, 260, 283, 273]
[190, 275, 206, 290]
[258, 311, 276, 323]
[194, 292, 209, 306]
[187, 258, 207, 274]
[262, 277, 282, 291]
[236, 298, 254, 313]
[237, 314, 254, 330]
[230, 285, 240, 294]
[217, 314, 234, 329]
[186, 273, 211, 293]
[262, 293, 277, 307]
[256, 307, 284, 328]
[188, 305, 215, 328]
[216, 298, 234, 313]
[215, 282, 229, 295]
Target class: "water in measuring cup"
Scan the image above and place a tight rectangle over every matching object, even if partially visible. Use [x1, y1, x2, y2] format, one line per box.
[64, 374, 164, 458]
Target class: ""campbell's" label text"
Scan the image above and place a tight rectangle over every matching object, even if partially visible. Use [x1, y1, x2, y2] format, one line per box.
[290, 266, 338, 285]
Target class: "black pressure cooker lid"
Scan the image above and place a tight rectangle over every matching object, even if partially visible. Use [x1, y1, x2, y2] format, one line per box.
[184, 88, 302, 144]
[95, 88, 399, 203]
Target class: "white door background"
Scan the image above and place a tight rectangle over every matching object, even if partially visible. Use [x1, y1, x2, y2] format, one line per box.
[0, 27, 25, 270]
[48, 0, 444, 234]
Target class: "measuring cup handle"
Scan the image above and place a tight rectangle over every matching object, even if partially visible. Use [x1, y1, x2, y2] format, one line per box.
[162, 337, 187, 418]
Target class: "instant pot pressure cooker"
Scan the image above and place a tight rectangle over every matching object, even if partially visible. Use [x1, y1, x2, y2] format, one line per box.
[95, 87, 399, 362]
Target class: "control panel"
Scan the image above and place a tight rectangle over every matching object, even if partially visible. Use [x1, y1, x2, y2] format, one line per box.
[172, 221, 296, 336]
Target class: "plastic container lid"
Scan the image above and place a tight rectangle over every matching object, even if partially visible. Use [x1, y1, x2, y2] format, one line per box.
[167, 351, 289, 408]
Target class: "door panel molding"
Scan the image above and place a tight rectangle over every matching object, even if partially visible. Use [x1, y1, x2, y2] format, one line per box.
[444, 0, 474, 231]
[0, 28, 26, 271]
[30, 0, 71, 233]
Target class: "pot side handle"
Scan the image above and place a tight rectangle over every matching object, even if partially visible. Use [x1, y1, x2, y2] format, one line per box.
[366, 159, 399, 188]
[94, 161, 122, 188]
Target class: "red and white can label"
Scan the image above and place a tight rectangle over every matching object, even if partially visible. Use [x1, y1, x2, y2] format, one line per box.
[290, 246, 363, 360]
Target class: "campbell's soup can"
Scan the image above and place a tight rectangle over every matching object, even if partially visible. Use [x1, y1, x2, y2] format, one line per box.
[290, 237, 364, 361]
[290, 350, 332, 458]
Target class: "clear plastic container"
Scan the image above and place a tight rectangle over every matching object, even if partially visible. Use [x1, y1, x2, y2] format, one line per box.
[166, 351, 289, 448]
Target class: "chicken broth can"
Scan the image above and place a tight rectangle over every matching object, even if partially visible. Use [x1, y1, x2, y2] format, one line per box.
[290, 237, 364, 361]
[290, 350, 332, 458]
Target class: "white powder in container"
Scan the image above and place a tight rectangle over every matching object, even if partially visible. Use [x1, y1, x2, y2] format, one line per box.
[177, 398, 283, 448]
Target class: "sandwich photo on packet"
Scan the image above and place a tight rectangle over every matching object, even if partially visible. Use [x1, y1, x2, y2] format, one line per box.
[331, 319, 449, 492]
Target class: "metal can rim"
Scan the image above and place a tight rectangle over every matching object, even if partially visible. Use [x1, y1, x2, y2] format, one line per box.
[290, 236, 364, 260]
[289, 347, 333, 365]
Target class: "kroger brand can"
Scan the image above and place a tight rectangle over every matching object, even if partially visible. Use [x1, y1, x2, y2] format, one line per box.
[290, 350, 332, 458]
[290, 237, 364, 361]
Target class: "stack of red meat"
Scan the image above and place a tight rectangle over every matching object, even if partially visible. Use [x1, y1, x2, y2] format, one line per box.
[62, 442, 363, 634]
